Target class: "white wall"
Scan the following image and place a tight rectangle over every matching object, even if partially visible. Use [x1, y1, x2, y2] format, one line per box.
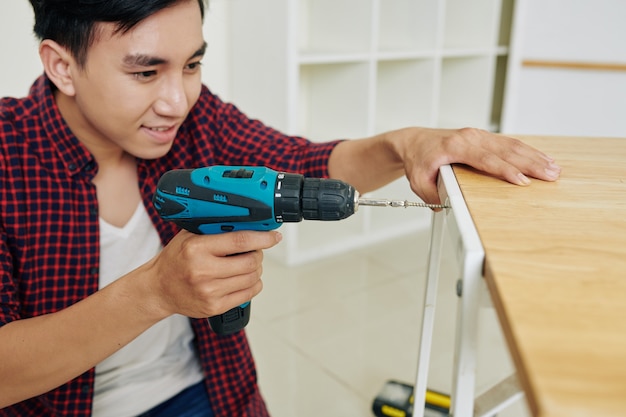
[502, 0, 626, 137]
[0, 1, 232, 100]
[0, 1, 43, 98]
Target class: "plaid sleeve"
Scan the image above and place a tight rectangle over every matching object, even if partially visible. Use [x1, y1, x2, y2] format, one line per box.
[190, 87, 342, 178]
[0, 114, 20, 327]
[0, 223, 20, 327]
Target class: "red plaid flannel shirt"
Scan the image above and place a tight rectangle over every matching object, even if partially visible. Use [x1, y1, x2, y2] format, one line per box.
[0, 75, 339, 416]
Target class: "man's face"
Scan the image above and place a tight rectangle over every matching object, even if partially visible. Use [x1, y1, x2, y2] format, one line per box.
[60, 0, 205, 160]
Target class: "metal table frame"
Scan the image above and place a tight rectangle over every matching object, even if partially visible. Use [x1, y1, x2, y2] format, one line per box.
[413, 165, 524, 417]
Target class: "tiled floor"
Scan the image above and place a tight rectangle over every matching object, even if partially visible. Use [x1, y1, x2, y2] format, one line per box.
[246, 228, 532, 417]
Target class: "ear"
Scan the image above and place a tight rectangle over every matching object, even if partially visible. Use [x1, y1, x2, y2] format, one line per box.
[39, 39, 77, 97]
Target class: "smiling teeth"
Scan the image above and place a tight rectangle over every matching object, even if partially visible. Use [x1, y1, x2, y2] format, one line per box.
[149, 127, 169, 132]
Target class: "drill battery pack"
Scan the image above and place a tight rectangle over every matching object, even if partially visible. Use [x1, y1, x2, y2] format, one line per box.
[372, 380, 450, 417]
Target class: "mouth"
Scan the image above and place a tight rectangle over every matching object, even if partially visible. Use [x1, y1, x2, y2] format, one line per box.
[142, 124, 179, 144]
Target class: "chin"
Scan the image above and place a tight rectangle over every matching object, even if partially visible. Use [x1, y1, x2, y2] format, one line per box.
[132, 142, 175, 160]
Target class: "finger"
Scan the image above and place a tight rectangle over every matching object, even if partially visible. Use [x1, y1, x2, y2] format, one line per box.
[187, 278, 263, 318]
[212, 250, 264, 283]
[201, 258, 264, 315]
[410, 169, 441, 205]
[463, 149, 532, 186]
[182, 247, 262, 290]
[454, 138, 559, 187]
[184, 252, 263, 316]
[211, 277, 264, 316]
[503, 152, 561, 183]
[205, 230, 283, 257]
[486, 135, 561, 182]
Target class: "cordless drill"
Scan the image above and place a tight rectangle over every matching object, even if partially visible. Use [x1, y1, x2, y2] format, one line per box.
[152, 165, 358, 335]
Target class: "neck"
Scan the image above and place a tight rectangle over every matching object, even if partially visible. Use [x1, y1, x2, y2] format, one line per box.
[55, 90, 126, 167]
[92, 153, 142, 228]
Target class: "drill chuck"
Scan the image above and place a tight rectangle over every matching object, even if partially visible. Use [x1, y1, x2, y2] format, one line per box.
[276, 176, 357, 222]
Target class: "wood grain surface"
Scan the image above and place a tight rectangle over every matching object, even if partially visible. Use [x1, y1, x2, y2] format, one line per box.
[522, 60, 626, 73]
[452, 136, 626, 417]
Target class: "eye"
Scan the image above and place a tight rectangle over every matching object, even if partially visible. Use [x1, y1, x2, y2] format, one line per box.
[186, 61, 203, 72]
[133, 70, 157, 80]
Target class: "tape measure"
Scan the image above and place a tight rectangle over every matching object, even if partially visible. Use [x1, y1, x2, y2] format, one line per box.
[372, 380, 451, 417]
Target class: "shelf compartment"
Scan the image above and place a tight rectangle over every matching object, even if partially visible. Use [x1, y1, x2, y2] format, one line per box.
[375, 58, 437, 132]
[297, 62, 371, 141]
[377, 0, 439, 53]
[443, 0, 501, 49]
[438, 56, 494, 129]
[298, 0, 373, 55]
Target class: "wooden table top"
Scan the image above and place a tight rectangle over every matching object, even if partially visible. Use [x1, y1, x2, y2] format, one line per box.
[452, 135, 626, 417]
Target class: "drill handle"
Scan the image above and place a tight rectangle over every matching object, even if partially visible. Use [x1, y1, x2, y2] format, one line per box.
[208, 302, 251, 336]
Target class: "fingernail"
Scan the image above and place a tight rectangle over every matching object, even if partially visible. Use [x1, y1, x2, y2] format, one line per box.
[544, 167, 560, 180]
[275, 232, 283, 243]
[547, 158, 560, 167]
[517, 173, 531, 185]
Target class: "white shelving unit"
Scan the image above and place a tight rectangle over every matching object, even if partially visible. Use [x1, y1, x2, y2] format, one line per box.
[229, 0, 514, 265]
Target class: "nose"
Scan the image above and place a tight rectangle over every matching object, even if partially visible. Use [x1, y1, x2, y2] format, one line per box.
[153, 75, 189, 118]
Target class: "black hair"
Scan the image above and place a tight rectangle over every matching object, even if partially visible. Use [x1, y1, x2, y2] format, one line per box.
[29, 0, 208, 67]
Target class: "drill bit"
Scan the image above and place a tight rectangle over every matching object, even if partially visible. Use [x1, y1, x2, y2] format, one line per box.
[357, 198, 449, 210]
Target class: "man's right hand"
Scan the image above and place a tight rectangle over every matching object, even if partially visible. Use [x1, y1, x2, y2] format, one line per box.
[145, 230, 283, 320]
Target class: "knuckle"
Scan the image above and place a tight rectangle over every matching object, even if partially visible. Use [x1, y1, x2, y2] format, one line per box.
[482, 151, 500, 165]
[245, 279, 263, 300]
[235, 249, 260, 269]
[458, 127, 484, 140]
[496, 134, 527, 154]
[179, 235, 201, 259]
[242, 253, 259, 273]
[508, 136, 523, 146]
[231, 232, 250, 252]
[443, 129, 475, 154]
[458, 126, 475, 136]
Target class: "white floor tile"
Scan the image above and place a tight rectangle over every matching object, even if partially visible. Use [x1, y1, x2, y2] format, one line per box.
[247, 232, 530, 417]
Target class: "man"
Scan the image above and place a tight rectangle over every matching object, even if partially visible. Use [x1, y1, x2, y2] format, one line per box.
[0, 0, 561, 416]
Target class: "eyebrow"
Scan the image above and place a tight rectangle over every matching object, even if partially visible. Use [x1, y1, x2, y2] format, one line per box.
[122, 42, 208, 67]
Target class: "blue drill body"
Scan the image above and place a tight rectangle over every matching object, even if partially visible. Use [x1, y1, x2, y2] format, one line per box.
[153, 165, 357, 334]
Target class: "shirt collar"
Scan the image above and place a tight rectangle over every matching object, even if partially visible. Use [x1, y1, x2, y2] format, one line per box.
[32, 75, 97, 178]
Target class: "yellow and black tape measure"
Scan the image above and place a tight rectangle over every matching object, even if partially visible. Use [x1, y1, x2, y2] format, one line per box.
[372, 380, 450, 417]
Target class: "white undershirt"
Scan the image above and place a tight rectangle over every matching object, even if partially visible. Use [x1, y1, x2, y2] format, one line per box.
[93, 203, 204, 417]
